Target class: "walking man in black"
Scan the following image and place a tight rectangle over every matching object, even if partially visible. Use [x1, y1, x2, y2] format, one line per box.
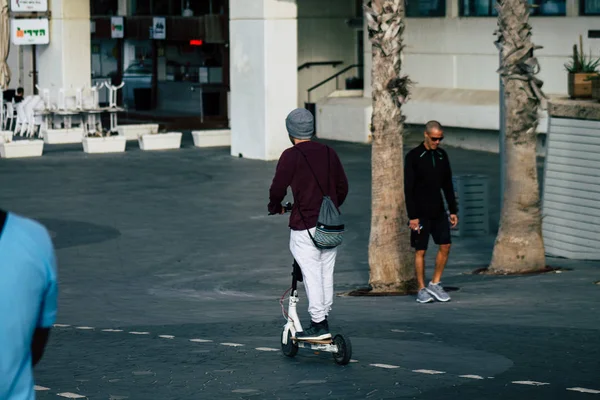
[404, 121, 458, 303]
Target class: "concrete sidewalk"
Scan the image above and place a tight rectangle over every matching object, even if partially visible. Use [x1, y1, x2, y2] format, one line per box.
[0, 133, 598, 399]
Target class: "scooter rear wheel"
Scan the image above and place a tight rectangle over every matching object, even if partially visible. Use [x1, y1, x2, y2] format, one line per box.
[332, 334, 352, 365]
[281, 328, 298, 358]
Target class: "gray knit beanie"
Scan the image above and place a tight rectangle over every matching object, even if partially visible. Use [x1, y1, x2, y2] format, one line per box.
[285, 108, 314, 139]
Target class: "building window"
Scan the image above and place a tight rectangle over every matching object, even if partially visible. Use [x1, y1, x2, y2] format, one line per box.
[461, 0, 566, 15]
[91, 0, 118, 16]
[581, 0, 600, 14]
[132, 0, 227, 16]
[406, 0, 446, 17]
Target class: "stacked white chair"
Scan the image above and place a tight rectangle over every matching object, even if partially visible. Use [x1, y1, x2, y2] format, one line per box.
[103, 81, 125, 134]
[14, 96, 33, 136]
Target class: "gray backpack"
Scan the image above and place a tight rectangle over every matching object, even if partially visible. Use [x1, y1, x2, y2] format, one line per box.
[295, 146, 345, 249]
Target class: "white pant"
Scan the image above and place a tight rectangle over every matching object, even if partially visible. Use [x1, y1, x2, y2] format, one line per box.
[289, 227, 338, 323]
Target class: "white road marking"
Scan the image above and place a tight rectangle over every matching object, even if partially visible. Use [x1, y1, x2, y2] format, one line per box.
[190, 338, 213, 343]
[102, 329, 123, 332]
[567, 387, 600, 394]
[128, 331, 150, 335]
[512, 381, 550, 386]
[57, 393, 86, 398]
[420, 332, 435, 336]
[159, 335, 175, 339]
[370, 363, 400, 369]
[413, 369, 446, 375]
[34, 385, 50, 391]
[221, 342, 244, 347]
[297, 380, 327, 384]
[350, 359, 359, 363]
[390, 329, 406, 333]
[53, 324, 70, 328]
[232, 389, 259, 393]
[459, 375, 484, 380]
[75, 326, 94, 330]
[255, 347, 278, 352]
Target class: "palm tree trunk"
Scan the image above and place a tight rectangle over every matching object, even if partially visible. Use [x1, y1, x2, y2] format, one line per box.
[366, 0, 415, 292]
[488, 0, 546, 273]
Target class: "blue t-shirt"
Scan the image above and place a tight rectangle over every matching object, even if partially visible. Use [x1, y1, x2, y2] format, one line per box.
[0, 212, 58, 400]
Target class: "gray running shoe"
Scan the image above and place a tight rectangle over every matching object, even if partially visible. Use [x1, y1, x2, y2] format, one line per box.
[426, 282, 451, 302]
[416, 288, 434, 303]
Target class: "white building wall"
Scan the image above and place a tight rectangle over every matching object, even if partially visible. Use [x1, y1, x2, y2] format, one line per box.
[297, 0, 358, 106]
[403, 17, 600, 96]
[317, 8, 599, 146]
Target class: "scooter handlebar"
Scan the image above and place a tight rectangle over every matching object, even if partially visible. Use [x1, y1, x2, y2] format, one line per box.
[268, 202, 293, 215]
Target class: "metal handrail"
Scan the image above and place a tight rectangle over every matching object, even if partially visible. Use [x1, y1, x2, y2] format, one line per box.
[298, 61, 344, 71]
[306, 64, 363, 103]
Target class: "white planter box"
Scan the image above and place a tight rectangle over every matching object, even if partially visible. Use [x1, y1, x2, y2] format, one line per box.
[0, 131, 13, 143]
[44, 128, 84, 144]
[0, 140, 44, 158]
[117, 124, 159, 140]
[138, 132, 182, 151]
[82, 136, 127, 154]
[192, 129, 231, 147]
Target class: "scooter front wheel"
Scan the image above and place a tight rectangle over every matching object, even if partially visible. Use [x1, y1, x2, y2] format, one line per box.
[281, 328, 298, 358]
[332, 334, 352, 365]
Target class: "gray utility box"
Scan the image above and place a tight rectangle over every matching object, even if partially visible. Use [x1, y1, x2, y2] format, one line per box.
[445, 174, 490, 237]
[541, 117, 600, 260]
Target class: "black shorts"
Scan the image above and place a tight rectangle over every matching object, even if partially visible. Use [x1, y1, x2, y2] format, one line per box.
[410, 215, 451, 251]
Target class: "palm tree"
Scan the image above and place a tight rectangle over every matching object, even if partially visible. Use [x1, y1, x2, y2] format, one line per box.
[365, 0, 415, 292]
[488, 0, 547, 273]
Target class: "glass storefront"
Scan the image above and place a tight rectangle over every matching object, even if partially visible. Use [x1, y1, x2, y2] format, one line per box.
[91, 0, 229, 121]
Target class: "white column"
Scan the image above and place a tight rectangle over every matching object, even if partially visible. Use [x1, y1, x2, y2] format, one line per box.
[37, 0, 91, 92]
[229, 0, 298, 161]
[446, 0, 459, 18]
[566, 0, 579, 16]
[118, 0, 130, 16]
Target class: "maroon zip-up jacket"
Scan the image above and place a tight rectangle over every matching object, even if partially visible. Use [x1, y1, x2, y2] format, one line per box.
[268, 141, 349, 231]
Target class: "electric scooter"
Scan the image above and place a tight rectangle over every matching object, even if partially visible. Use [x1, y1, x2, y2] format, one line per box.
[270, 202, 352, 365]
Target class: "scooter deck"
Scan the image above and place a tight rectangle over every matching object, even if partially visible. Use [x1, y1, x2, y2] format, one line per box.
[292, 337, 333, 344]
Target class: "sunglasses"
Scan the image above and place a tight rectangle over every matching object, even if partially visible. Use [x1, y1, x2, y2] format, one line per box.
[429, 136, 444, 142]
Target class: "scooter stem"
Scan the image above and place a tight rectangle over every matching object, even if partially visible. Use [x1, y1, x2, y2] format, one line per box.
[288, 290, 303, 333]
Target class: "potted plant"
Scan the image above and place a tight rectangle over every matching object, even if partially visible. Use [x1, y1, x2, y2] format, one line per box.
[565, 35, 600, 99]
[82, 129, 126, 154]
[0, 134, 44, 158]
[117, 123, 159, 140]
[138, 129, 182, 151]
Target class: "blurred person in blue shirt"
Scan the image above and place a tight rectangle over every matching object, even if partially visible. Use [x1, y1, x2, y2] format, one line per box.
[0, 209, 58, 399]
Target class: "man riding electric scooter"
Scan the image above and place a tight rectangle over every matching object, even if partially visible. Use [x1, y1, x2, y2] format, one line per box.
[268, 108, 349, 340]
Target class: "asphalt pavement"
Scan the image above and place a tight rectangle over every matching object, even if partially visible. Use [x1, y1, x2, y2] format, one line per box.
[0, 132, 598, 400]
